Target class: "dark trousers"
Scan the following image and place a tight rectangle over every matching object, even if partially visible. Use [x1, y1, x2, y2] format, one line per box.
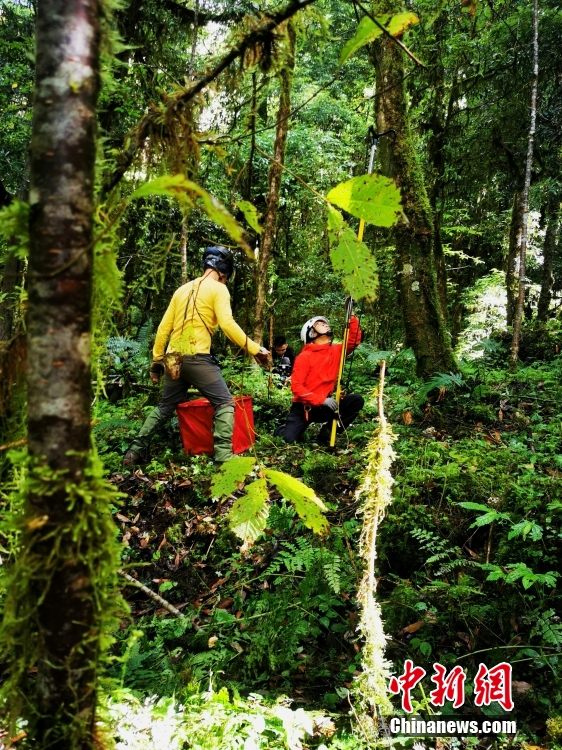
[276, 393, 364, 444]
[156, 355, 233, 417]
[131, 354, 235, 461]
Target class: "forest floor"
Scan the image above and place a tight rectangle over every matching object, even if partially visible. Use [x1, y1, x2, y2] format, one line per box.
[95, 345, 562, 750]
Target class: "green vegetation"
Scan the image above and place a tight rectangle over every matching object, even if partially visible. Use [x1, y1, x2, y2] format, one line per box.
[0, 0, 561, 747]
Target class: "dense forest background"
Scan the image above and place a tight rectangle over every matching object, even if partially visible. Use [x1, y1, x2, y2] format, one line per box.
[0, 0, 561, 748]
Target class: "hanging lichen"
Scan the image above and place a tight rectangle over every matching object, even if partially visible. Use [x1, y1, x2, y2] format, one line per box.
[353, 362, 396, 727]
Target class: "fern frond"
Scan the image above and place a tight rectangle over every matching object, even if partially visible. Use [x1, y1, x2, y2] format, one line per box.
[323, 554, 342, 594]
[228, 479, 270, 547]
[425, 551, 452, 566]
[417, 371, 465, 401]
[436, 558, 481, 577]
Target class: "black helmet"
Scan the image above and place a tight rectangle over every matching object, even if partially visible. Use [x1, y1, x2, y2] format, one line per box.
[202, 245, 234, 278]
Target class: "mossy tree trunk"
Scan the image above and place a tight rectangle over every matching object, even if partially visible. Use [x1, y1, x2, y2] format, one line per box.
[426, 12, 458, 320]
[253, 22, 296, 343]
[537, 192, 560, 322]
[372, 6, 456, 377]
[510, 0, 538, 365]
[505, 189, 524, 327]
[14, 0, 102, 745]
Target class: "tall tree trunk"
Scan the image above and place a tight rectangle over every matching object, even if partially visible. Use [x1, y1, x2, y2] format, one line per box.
[505, 189, 524, 327]
[372, 6, 456, 377]
[537, 193, 560, 321]
[511, 0, 539, 364]
[426, 14, 458, 320]
[5, 1, 104, 745]
[244, 72, 258, 200]
[253, 22, 295, 343]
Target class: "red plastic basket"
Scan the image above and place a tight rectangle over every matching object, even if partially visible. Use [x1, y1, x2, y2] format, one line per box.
[176, 396, 255, 456]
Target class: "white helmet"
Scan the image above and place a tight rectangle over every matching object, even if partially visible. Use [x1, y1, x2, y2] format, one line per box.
[300, 316, 332, 343]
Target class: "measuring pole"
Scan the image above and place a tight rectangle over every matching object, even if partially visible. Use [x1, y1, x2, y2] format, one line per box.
[329, 296, 354, 445]
[329, 129, 394, 446]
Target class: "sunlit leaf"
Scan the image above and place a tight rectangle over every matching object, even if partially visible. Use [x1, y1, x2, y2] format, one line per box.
[211, 456, 256, 497]
[327, 173, 402, 227]
[130, 174, 190, 200]
[327, 205, 378, 301]
[508, 520, 543, 541]
[327, 203, 345, 234]
[228, 478, 270, 545]
[339, 12, 419, 64]
[471, 511, 510, 527]
[196, 188, 252, 256]
[131, 174, 252, 256]
[265, 469, 329, 535]
[236, 199, 263, 235]
[458, 501, 494, 513]
[328, 210, 378, 302]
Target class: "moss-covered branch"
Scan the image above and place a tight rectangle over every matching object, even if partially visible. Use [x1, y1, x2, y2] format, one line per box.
[102, 0, 317, 195]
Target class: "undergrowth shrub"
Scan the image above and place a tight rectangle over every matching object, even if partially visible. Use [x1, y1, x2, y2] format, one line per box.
[377, 357, 562, 721]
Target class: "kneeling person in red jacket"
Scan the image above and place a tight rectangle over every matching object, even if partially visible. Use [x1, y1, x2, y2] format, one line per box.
[275, 314, 364, 444]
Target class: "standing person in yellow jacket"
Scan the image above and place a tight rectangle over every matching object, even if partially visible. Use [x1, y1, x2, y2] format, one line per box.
[124, 246, 270, 466]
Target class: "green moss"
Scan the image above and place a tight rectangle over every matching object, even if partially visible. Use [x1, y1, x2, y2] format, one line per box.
[547, 716, 562, 741]
[0, 448, 127, 746]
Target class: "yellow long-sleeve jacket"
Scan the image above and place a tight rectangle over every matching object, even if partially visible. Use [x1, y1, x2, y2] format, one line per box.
[152, 276, 261, 360]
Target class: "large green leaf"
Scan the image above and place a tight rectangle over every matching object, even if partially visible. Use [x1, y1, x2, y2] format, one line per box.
[328, 207, 378, 302]
[211, 456, 256, 498]
[327, 173, 402, 228]
[130, 174, 190, 200]
[327, 203, 345, 234]
[228, 478, 270, 545]
[131, 174, 252, 256]
[265, 469, 329, 535]
[236, 199, 263, 235]
[340, 12, 419, 64]
[196, 188, 252, 256]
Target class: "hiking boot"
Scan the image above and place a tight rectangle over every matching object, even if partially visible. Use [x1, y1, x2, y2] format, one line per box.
[123, 449, 142, 467]
[213, 403, 235, 464]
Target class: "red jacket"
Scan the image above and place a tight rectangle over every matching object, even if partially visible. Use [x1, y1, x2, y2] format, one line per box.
[291, 316, 362, 406]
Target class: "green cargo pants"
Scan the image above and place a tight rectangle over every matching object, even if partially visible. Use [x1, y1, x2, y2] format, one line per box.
[130, 354, 235, 463]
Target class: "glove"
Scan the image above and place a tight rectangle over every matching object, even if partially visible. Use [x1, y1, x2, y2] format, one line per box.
[323, 397, 338, 413]
[150, 361, 164, 383]
[254, 348, 272, 368]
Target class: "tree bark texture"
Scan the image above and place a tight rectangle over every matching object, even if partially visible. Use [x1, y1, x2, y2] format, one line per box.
[511, 0, 539, 364]
[426, 13, 458, 320]
[537, 193, 560, 321]
[505, 189, 524, 327]
[372, 9, 456, 377]
[253, 22, 295, 343]
[102, 0, 314, 195]
[23, 0, 100, 744]
[244, 72, 258, 200]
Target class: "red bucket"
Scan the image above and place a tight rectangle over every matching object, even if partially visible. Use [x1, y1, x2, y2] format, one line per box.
[176, 396, 255, 456]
